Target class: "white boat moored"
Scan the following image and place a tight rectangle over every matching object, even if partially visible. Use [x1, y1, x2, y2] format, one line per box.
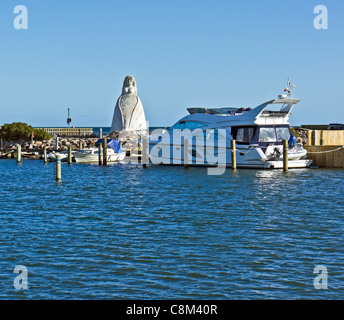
[74, 139, 126, 163]
[148, 80, 312, 169]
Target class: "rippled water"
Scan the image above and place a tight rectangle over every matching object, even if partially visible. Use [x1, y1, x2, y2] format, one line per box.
[0, 159, 343, 299]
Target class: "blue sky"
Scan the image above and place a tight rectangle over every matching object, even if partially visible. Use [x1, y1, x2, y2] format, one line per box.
[0, 0, 343, 127]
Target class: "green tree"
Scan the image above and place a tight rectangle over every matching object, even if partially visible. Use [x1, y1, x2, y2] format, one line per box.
[33, 128, 52, 141]
[0, 122, 51, 141]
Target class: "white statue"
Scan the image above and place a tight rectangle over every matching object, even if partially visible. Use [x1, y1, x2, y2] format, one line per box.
[110, 76, 147, 135]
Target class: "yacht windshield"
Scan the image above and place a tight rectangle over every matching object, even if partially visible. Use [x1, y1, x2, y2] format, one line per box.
[259, 128, 276, 142]
[276, 127, 291, 141]
[258, 126, 291, 143]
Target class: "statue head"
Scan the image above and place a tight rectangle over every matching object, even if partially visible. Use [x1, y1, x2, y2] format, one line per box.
[122, 75, 137, 95]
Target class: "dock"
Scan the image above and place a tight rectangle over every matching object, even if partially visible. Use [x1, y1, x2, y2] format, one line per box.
[298, 128, 344, 168]
[304, 145, 344, 168]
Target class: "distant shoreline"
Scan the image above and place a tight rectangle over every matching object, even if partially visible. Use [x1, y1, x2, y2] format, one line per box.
[34, 126, 167, 136]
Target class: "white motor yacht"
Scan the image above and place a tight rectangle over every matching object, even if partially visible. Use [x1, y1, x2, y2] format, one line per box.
[148, 81, 312, 169]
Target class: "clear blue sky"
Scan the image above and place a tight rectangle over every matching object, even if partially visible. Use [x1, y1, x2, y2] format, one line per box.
[0, 0, 343, 127]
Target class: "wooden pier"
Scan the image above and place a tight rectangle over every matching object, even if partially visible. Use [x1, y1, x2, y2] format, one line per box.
[305, 145, 344, 168]
[306, 130, 344, 146]
[299, 129, 344, 168]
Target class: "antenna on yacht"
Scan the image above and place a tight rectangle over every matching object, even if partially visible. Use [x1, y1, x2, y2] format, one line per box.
[283, 78, 296, 97]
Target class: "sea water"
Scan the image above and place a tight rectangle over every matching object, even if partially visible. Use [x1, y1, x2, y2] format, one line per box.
[0, 160, 343, 299]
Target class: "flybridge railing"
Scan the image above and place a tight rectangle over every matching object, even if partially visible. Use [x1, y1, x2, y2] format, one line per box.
[260, 111, 289, 118]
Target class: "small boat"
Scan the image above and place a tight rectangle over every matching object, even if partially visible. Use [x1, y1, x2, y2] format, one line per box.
[47, 150, 77, 161]
[74, 139, 125, 163]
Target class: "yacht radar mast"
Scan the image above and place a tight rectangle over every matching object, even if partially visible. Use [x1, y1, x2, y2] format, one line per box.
[283, 78, 296, 98]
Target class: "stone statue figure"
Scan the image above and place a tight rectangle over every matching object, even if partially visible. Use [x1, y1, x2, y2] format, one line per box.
[110, 76, 147, 135]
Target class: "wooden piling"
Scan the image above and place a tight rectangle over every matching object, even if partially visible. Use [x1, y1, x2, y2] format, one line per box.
[231, 140, 237, 171]
[68, 146, 72, 165]
[98, 143, 103, 166]
[56, 154, 62, 181]
[184, 139, 189, 169]
[313, 130, 318, 146]
[283, 139, 288, 172]
[16, 144, 22, 163]
[43, 147, 47, 164]
[55, 136, 59, 150]
[79, 128, 82, 150]
[320, 130, 324, 146]
[103, 138, 108, 166]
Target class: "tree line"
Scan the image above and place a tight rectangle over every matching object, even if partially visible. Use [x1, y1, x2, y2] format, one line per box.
[0, 122, 51, 141]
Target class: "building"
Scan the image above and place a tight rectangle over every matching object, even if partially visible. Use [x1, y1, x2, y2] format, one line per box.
[39, 127, 93, 137]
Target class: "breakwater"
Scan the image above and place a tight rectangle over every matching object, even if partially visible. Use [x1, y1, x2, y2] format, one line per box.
[0, 137, 101, 159]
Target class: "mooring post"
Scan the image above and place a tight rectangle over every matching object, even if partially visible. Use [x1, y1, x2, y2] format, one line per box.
[283, 139, 288, 172]
[184, 138, 189, 169]
[142, 136, 148, 168]
[68, 146, 72, 165]
[55, 136, 59, 151]
[99, 128, 102, 139]
[103, 137, 108, 166]
[320, 130, 324, 146]
[78, 128, 83, 151]
[43, 147, 47, 164]
[313, 130, 318, 146]
[98, 143, 103, 166]
[56, 154, 62, 182]
[16, 144, 22, 163]
[231, 140, 237, 171]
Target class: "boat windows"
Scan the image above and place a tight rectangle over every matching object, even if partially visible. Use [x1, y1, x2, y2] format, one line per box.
[259, 127, 276, 142]
[236, 127, 255, 144]
[231, 126, 256, 144]
[171, 121, 207, 130]
[258, 126, 291, 143]
[79, 150, 92, 154]
[276, 127, 291, 141]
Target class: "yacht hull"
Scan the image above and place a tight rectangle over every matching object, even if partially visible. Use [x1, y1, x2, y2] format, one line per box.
[150, 159, 312, 169]
[148, 144, 312, 169]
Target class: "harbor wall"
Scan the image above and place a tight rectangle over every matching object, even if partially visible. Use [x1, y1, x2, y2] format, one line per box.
[304, 145, 344, 168]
